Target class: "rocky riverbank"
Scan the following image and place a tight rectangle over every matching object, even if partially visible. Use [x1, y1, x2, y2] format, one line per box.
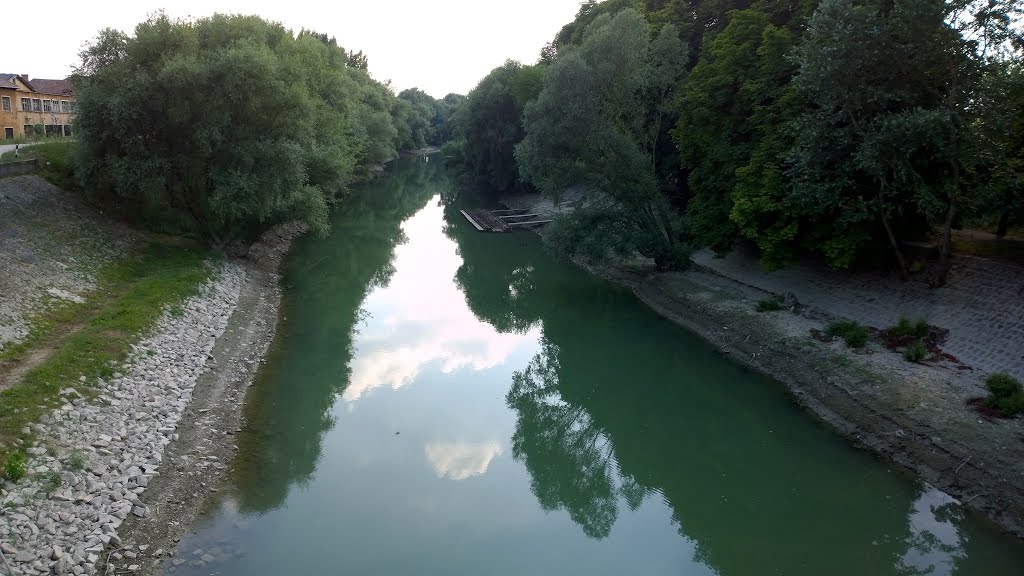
[0, 211, 307, 576]
[0, 263, 244, 576]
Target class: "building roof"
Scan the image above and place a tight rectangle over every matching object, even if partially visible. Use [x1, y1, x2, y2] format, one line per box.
[29, 78, 73, 96]
[0, 74, 21, 89]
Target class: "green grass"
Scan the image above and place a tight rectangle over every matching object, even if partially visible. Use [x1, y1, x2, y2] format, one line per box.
[891, 316, 929, 339]
[69, 450, 85, 470]
[756, 297, 783, 312]
[0, 141, 76, 190]
[3, 452, 26, 482]
[903, 339, 928, 362]
[0, 242, 210, 473]
[825, 320, 869, 348]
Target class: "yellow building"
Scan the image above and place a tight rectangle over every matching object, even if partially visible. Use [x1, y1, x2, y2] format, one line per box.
[1, 73, 76, 140]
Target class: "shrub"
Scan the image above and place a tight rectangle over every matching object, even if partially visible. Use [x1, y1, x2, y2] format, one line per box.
[69, 450, 85, 471]
[986, 373, 1022, 398]
[825, 320, 868, 348]
[892, 316, 929, 339]
[3, 452, 27, 483]
[985, 373, 1024, 417]
[903, 339, 928, 362]
[756, 298, 783, 312]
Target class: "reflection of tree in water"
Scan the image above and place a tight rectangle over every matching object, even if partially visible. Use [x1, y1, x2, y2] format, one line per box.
[443, 195, 1021, 575]
[897, 487, 968, 576]
[230, 157, 444, 513]
[507, 339, 647, 538]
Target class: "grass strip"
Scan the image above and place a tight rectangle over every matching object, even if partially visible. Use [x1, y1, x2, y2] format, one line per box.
[0, 242, 211, 470]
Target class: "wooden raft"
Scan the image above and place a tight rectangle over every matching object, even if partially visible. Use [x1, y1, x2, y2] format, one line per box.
[460, 208, 554, 233]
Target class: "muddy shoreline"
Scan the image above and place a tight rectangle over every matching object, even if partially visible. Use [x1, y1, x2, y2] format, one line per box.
[581, 259, 1024, 540]
[108, 223, 307, 575]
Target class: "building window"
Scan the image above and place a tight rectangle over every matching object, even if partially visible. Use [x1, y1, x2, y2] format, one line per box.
[1, 96, 9, 112]
[24, 124, 33, 136]
[42, 100, 52, 112]
[32, 99, 41, 112]
[61, 100, 69, 113]
[63, 125, 72, 137]
[4, 127, 13, 140]
[68, 101, 76, 113]
[21, 98, 30, 111]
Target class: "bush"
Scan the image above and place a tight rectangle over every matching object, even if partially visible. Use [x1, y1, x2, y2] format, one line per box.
[825, 320, 868, 348]
[3, 452, 26, 482]
[903, 339, 928, 362]
[986, 373, 1022, 398]
[69, 450, 85, 471]
[892, 316, 929, 339]
[985, 373, 1024, 417]
[756, 298, 783, 312]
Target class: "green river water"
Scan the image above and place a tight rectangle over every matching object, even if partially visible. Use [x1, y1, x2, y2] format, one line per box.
[165, 158, 1024, 575]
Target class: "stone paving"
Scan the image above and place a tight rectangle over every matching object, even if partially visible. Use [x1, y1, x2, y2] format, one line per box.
[692, 247, 1024, 380]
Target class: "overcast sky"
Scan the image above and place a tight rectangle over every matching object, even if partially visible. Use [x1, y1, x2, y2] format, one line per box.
[11, 0, 583, 98]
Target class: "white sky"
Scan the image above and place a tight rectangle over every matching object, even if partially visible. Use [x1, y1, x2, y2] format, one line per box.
[7, 0, 582, 98]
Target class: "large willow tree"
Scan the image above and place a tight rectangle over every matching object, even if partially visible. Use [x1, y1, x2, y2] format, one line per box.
[516, 9, 690, 269]
[73, 14, 409, 246]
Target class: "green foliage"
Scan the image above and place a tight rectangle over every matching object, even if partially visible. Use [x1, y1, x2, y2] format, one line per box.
[892, 316, 929, 339]
[42, 469, 63, 492]
[72, 15, 420, 246]
[985, 373, 1024, 417]
[676, 9, 790, 254]
[517, 10, 690, 269]
[448, 61, 534, 194]
[756, 298, 782, 312]
[986, 373, 1022, 399]
[69, 450, 86, 471]
[3, 452, 26, 482]
[0, 141, 76, 190]
[464, 0, 1023, 273]
[825, 320, 868, 348]
[903, 339, 928, 362]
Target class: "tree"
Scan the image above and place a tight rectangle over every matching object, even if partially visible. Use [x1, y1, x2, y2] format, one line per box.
[449, 61, 533, 194]
[789, 0, 949, 275]
[74, 14, 412, 245]
[516, 10, 690, 269]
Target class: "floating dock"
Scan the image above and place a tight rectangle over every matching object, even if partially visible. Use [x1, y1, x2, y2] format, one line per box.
[460, 208, 554, 233]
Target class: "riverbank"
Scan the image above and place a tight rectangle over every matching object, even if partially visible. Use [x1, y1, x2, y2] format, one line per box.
[0, 174, 306, 576]
[577, 255, 1024, 539]
[104, 222, 307, 576]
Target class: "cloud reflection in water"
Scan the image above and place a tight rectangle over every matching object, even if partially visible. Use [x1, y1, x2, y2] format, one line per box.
[425, 441, 504, 480]
[343, 198, 539, 403]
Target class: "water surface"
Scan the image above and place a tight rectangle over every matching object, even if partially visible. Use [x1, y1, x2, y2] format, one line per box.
[166, 158, 1024, 575]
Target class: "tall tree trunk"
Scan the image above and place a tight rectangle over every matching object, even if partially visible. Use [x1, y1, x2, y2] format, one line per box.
[934, 179, 957, 288]
[878, 182, 909, 280]
[996, 209, 1009, 239]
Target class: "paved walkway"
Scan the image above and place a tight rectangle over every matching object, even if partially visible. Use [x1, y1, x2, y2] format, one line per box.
[693, 247, 1024, 380]
[0, 143, 36, 156]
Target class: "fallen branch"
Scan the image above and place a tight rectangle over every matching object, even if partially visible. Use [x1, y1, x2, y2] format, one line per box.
[964, 493, 985, 504]
[954, 455, 971, 475]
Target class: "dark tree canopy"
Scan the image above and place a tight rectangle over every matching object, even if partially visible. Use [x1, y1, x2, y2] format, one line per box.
[452, 0, 1024, 279]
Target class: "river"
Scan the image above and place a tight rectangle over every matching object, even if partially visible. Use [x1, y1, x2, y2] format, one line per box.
[164, 157, 1024, 575]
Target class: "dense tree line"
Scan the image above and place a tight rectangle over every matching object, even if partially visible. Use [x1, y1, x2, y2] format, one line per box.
[72, 14, 461, 246]
[448, 0, 1024, 280]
